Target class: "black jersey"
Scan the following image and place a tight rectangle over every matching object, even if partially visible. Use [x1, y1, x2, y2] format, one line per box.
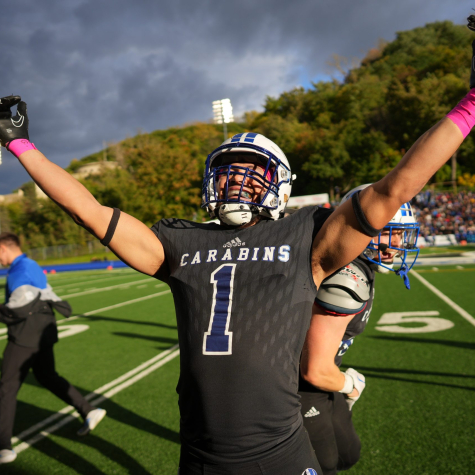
[299, 256, 375, 393]
[151, 206, 331, 463]
[333, 257, 375, 367]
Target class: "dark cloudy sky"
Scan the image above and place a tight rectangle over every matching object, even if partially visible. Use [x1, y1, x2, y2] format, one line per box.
[0, 0, 472, 194]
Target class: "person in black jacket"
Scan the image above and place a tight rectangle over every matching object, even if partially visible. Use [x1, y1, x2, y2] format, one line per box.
[0, 233, 106, 464]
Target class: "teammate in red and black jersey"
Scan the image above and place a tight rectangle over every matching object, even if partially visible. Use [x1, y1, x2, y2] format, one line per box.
[299, 185, 420, 475]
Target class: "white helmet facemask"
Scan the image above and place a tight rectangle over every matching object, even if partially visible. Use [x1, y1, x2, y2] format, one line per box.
[202, 133, 294, 226]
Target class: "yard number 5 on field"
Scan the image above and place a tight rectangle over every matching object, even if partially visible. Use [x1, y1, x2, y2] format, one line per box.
[375, 311, 454, 333]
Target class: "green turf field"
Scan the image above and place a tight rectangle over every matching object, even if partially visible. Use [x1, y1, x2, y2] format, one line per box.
[0, 265, 474, 474]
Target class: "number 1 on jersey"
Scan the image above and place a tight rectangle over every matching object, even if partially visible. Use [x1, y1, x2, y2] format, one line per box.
[203, 264, 236, 355]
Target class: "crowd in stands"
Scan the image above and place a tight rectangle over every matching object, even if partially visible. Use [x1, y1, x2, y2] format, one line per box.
[411, 191, 475, 244]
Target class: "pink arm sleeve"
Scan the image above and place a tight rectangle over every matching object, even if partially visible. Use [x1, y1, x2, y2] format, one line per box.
[446, 90, 475, 138]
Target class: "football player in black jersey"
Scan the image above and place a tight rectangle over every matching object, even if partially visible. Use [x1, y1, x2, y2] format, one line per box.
[299, 184, 420, 475]
[0, 65, 470, 474]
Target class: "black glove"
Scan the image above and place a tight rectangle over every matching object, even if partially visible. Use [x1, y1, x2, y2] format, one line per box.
[0, 95, 30, 147]
[468, 16, 475, 89]
[468, 14, 475, 31]
[470, 40, 475, 90]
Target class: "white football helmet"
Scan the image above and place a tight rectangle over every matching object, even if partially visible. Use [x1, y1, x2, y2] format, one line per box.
[340, 184, 420, 285]
[202, 133, 294, 226]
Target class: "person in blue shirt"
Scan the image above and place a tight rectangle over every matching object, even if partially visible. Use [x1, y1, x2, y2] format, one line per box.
[0, 233, 106, 464]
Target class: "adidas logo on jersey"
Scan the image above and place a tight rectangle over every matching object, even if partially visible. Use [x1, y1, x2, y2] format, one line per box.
[223, 237, 245, 248]
[304, 407, 320, 418]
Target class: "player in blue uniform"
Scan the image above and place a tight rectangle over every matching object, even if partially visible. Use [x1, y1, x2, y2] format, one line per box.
[0, 233, 106, 464]
[0, 60, 471, 473]
[299, 185, 420, 475]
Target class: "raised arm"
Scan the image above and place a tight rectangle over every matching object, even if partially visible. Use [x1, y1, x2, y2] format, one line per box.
[0, 98, 165, 276]
[311, 28, 475, 286]
[312, 98, 465, 287]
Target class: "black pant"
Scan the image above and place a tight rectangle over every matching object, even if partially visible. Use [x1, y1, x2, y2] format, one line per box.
[178, 425, 321, 475]
[299, 389, 361, 475]
[0, 341, 95, 450]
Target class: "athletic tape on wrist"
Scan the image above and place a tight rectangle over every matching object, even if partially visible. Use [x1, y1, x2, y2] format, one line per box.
[7, 139, 37, 157]
[446, 89, 475, 138]
[100, 208, 121, 246]
[338, 372, 354, 394]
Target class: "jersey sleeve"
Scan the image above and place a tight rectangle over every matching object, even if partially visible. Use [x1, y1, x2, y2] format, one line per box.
[315, 261, 371, 316]
[150, 220, 162, 238]
[150, 219, 171, 282]
[311, 207, 333, 241]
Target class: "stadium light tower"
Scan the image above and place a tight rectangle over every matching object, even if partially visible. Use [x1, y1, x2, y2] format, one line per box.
[212, 98, 234, 141]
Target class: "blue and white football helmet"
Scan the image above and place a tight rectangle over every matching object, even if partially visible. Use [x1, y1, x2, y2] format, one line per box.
[340, 184, 420, 287]
[202, 133, 294, 226]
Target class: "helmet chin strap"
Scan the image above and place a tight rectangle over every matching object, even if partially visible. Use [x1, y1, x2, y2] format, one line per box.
[369, 260, 411, 289]
[395, 264, 411, 290]
[218, 203, 259, 226]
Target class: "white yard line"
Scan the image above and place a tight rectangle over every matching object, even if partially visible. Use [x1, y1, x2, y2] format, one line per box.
[89, 349, 180, 403]
[55, 288, 170, 324]
[411, 270, 475, 327]
[46, 268, 134, 284]
[0, 288, 171, 339]
[2, 285, 175, 447]
[12, 343, 179, 444]
[54, 273, 139, 291]
[58, 277, 154, 299]
[13, 347, 180, 452]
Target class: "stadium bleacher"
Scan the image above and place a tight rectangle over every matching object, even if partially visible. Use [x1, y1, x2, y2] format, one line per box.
[412, 190, 475, 245]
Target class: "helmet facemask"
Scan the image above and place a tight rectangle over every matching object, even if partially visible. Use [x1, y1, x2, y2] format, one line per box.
[202, 134, 293, 226]
[364, 223, 420, 275]
[339, 185, 421, 289]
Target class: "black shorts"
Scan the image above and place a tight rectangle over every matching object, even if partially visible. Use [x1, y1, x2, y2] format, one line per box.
[299, 389, 360, 475]
[178, 425, 321, 475]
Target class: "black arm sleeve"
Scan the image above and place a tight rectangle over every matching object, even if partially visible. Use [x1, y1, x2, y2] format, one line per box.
[51, 300, 72, 318]
[351, 191, 383, 237]
[100, 208, 121, 246]
[0, 304, 25, 326]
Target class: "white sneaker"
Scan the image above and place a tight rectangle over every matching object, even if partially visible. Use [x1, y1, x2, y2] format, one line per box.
[0, 449, 17, 464]
[77, 408, 106, 436]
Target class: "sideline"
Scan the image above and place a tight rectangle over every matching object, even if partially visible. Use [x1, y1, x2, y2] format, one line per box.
[13, 344, 180, 451]
[411, 270, 475, 327]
